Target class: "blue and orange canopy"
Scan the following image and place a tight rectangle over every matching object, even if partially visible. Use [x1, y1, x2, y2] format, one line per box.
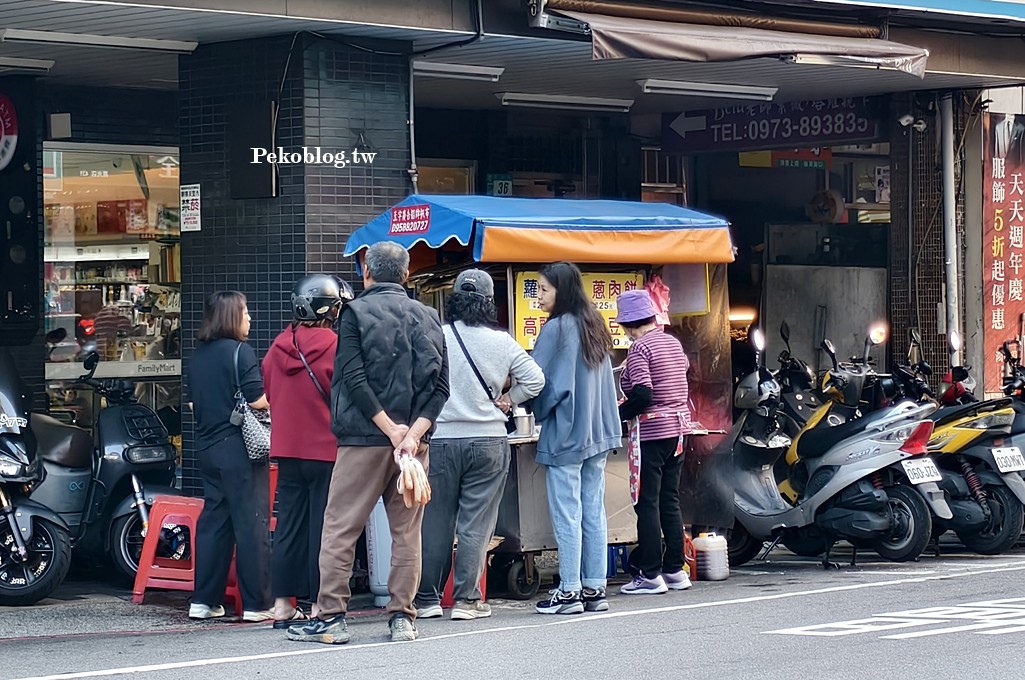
[343, 194, 734, 268]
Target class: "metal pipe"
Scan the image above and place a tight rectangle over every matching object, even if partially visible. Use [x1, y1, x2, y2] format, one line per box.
[940, 92, 960, 364]
[408, 0, 485, 192]
[546, 0, 882, 39]
[407, 55, 419, 194]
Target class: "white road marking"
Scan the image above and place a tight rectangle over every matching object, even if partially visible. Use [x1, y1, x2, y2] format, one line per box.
[13, 560, 1025, 680]
[767, 594, 1025, 639]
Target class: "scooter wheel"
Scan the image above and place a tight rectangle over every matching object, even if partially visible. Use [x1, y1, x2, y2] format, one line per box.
[727, 521, 765, 566]
[873, 485, 933, 562]
[0, 518, 72, 606]
[955, 484, 1025, 555]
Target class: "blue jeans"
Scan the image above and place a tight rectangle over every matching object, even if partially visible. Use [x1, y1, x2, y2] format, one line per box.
[544, 451, 609, 593]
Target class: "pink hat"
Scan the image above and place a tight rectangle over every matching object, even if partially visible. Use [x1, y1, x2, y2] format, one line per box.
[615, 290, 658, 324]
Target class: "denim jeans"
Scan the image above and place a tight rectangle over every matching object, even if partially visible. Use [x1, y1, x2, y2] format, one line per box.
[544, 451, 609, 593]
[417, 437, 510, 606]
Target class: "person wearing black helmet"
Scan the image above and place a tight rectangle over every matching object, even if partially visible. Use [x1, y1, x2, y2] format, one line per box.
[263, 273, 353, 628]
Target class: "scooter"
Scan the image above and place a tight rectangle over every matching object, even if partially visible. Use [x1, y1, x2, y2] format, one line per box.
[28, 351, 184, 582]
[728, 329, 952, 568]
[886, 330, 1025, 555]
[0, 350, 73, 605]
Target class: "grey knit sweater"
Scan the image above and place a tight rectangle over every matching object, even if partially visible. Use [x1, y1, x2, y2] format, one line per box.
[433, 321, 546, 439]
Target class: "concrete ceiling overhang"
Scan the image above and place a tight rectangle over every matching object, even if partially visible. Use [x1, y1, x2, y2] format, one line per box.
[0, 0, 1023, 114]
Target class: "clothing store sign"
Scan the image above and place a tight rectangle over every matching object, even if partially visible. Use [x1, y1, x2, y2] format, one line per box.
[513, 271, 643, 350]
[389, 204, 431, 235]
[0, 94, 18, 172]
[982, 113, 1025, 393]
[662, 96, 884, 154]
[180, 183, 201, 232]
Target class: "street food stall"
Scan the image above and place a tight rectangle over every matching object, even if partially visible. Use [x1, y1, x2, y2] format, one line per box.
[345, 194, 735, 598]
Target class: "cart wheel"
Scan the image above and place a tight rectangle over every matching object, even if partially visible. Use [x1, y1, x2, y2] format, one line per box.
[506, 557, 540, 600]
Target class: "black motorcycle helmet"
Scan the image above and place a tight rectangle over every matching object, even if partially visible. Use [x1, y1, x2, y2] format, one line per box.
[290, 274, 354, 323]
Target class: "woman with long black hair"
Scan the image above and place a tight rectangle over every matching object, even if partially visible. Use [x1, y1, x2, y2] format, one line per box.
[529, 262, 622, 615]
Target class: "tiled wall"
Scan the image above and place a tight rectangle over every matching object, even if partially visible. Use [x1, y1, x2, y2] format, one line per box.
[179, 35, 411, 495]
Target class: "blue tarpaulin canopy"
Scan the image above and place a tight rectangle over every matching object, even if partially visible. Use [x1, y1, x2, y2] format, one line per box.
[343, 194, 733, 267]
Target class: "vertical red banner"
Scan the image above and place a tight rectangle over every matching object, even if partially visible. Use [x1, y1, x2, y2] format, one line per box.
[983, 113, 1025, 392]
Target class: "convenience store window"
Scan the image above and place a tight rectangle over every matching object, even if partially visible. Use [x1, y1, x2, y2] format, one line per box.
[42, 144, 182, 450]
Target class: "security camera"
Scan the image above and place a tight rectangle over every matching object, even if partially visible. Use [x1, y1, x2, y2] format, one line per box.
[898, 114, 914, 127]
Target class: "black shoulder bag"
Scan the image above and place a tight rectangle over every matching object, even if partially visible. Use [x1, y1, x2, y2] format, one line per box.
[449, 323, 516, 434]
[292, 327, 330, 406]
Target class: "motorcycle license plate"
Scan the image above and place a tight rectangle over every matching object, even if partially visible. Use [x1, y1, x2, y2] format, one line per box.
[901, 458, 942, 485]
[992, 447, 1025, 473]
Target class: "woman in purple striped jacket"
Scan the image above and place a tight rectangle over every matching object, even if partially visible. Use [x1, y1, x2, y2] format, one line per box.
[615, 289, 694, 595]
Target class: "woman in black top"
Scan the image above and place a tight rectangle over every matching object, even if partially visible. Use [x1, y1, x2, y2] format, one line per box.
[187, 291, 273, 622]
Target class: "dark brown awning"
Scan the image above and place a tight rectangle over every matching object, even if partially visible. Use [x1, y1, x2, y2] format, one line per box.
[559, 11, 930, 78]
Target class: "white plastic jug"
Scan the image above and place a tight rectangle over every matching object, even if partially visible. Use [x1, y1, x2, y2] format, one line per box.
[365, 498, 392, 607]
[693, 532, 730, 581]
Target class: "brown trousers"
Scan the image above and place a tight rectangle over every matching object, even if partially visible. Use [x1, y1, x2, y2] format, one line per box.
[317, 445, 429, 619]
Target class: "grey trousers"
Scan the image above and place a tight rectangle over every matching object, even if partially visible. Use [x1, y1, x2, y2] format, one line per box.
[417, 437, 510, 605]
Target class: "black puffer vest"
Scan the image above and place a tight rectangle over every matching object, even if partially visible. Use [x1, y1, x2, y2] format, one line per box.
[331, 283, 446, 446]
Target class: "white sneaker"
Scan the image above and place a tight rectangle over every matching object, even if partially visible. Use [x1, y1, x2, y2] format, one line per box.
[189, 603, 226, 620]
[619, 575, 668, 595]
[242, 609, 275, 622]
[416, 604, 443, 619]
[663, 570, 693, 591]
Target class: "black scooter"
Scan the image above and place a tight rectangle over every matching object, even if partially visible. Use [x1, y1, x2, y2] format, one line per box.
[28, 351, 184, 582]
[0, 350, 72, 605]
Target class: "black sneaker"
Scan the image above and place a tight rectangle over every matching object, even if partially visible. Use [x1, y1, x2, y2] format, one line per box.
[535, 589, 584, 615]
[285, 614, 350, 644]
[582, 587, 609, 612]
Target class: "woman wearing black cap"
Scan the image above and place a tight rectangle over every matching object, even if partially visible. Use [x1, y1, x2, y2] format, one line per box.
[415, 269, 545, 621]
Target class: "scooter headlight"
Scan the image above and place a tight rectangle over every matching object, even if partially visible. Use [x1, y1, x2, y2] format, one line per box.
[125, 445, 176, 464]
[0, 456, 25, 477]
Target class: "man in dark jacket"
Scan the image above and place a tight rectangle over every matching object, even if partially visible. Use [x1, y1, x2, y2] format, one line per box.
[286, 241, 449, 645]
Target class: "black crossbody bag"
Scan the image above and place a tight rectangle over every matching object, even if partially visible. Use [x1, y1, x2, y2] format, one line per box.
[450, 323, 516, 434]
[292, 327, 330, 406]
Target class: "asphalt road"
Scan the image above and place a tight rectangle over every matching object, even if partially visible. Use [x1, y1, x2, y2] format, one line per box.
[3, 546, 1025, 680]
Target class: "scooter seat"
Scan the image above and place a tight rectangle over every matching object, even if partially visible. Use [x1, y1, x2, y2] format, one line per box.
[30, 413, 93, 469]
[796, 408, 893, 459]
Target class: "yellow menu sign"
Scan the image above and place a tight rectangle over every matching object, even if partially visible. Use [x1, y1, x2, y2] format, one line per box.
[513, 271, 644, 350]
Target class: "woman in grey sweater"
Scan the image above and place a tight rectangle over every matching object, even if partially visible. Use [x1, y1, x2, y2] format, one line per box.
[415, 269, 545, 621]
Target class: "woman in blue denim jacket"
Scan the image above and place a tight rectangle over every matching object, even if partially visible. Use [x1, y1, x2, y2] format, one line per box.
[530, 262, 622, 615]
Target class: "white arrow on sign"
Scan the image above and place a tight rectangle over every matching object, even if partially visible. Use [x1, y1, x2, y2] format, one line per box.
[670, 113, 707, 138]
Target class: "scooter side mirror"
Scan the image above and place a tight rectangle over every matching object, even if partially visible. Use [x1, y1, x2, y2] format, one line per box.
[909, 328, 923, 345]
[45, 328, 68, 344]
[949, 329, 962, 353]
[751, 328, 766, 368]
[82, 352, 100, 379]
[821, 338, 839, 370]
[780, 320, 791, 350]
[864, 323, 887, 363]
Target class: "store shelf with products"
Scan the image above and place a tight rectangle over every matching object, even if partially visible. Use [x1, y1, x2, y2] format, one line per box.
[43, 145, 183, 405]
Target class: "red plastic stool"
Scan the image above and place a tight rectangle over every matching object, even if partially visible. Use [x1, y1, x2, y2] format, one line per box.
[132, 497, 204, 604]
[440, 546, 488, 608]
